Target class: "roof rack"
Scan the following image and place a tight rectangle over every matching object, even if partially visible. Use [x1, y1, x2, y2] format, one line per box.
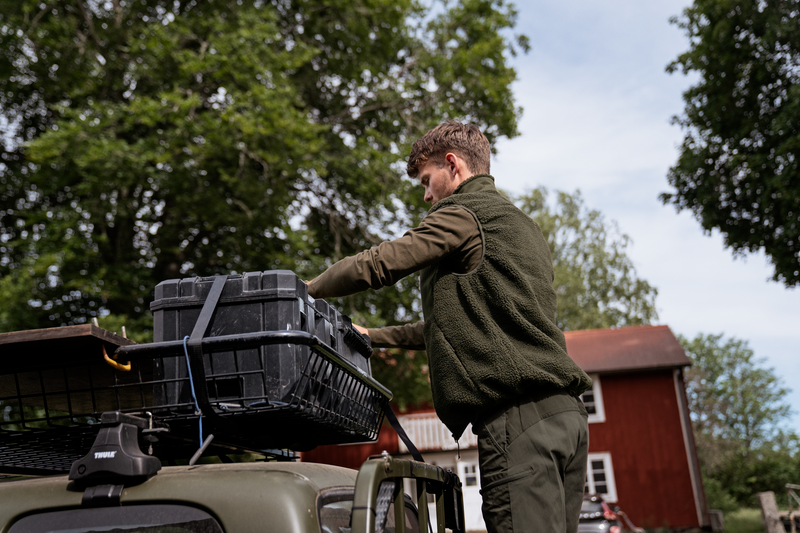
[1, 272, 391, 476]
[68, 411, 162, 487]
[1, 325, 389, 475]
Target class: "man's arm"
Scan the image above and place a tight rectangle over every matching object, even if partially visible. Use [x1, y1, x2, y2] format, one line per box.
[308, 205, 481, 349]
[368, 321, 426, 351]
[308, 205, 481, 299]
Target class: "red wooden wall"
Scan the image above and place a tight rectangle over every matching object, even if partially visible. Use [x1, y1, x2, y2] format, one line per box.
[301, 421, 399, 468]
[591, 369, 701, 528]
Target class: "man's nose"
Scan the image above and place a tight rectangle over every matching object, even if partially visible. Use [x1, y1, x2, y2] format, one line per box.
[423, 188, 432, 203]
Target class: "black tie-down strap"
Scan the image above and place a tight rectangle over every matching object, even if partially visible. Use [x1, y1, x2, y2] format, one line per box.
[384, 406, 465, 532]
[185, 275, 236, 431]
[384, 402, 424, 463]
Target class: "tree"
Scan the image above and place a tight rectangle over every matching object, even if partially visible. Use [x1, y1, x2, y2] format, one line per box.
[664, 0, 800, 287]
[680, 333, 800, 506]
[0, 0, 528, 342]
[516, 187, 659, 331]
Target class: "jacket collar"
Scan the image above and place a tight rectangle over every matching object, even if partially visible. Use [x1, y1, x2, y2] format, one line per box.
[452, 174, 496, 195]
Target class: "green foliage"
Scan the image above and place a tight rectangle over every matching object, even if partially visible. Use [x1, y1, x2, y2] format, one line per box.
[664, 0, 800, 286]
[703, 476, 739, 513]
[682, 333, 793, 449]
[724, 508, 766, 533]
[516, 187, 659, 331]
[681, 333, 800, 506]
[369, 345, 434, 412]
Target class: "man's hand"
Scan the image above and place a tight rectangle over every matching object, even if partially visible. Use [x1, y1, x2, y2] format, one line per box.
[353, 324, 369, 337]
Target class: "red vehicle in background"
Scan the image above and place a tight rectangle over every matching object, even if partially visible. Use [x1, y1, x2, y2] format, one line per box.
[578, 494, 644, 533]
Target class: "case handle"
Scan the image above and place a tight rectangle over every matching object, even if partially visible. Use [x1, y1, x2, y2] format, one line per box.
[102, 345, 131, 372]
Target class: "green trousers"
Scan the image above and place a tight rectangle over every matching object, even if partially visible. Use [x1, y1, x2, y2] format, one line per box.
[473, 390, 589, 533]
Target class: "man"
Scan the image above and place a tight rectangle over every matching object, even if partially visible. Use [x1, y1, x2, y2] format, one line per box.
[308, 122, 591, 533]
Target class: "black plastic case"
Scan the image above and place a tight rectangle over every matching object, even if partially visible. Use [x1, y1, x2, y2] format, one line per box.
[144, 271, 383, 451]
[151, 271, 314, 407]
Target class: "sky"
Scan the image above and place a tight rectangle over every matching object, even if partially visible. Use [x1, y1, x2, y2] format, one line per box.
[490, 0, 800, 432]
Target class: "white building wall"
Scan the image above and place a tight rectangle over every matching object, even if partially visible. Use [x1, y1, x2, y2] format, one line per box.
[397, 413, 485, 531]
[397, 412, 478, 452]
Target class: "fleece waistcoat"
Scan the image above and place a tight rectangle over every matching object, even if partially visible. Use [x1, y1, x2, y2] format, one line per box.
[420, 174, 592, 438]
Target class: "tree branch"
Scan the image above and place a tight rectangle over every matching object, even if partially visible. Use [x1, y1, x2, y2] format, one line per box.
[23, 3, 53, 40]
[74, 0, 105, 51]
[112, 0, 123, 28]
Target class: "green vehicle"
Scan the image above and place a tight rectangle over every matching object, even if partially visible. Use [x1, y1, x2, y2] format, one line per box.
[0, 319, 465, 533]
[0, 414, 463, 533]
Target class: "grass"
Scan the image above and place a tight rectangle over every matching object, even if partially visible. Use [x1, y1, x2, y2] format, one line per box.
[724, 508, 765, 533]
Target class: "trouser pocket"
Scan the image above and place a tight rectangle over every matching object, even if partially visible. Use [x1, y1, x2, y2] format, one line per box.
[480, 465, 539, 533]
[481, 466, 535, 494]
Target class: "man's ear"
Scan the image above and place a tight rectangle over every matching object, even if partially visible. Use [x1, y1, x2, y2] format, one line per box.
[448, 152, 469, 179]
[445, 153, 458, 176]
[446, 152, 471, 180]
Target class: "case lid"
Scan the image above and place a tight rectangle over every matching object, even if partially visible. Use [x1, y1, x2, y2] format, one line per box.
[151, 271, 308, 311]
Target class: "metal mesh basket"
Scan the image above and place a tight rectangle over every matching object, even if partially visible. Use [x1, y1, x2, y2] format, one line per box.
[1, 327, 390, 475]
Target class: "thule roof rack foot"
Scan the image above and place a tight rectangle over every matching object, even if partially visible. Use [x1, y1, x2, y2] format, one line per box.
[69, 411, 161, 487]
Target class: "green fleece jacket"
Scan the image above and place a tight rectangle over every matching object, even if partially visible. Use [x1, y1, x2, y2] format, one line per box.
[420, 175, 591, 438]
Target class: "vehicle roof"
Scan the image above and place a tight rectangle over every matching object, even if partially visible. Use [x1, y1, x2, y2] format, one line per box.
[0, 461, 358, 533]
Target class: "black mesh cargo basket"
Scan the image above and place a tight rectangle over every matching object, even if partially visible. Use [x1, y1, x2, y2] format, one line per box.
[0, 272, 390, 475]
[115, 329, 389, 450]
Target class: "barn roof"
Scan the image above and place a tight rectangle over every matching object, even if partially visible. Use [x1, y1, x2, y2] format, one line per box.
[564, 325, 691, 374]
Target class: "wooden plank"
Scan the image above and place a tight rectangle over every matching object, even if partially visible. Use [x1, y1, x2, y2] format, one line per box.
[0, 324, 135, 350]
[0, 325, 136, 369]
[759, 491, 787, 533]
[0, 325, 149, 415]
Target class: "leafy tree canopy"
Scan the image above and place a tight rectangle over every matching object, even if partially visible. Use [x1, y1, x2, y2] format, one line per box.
[0, 0, 529, 340]
[517, 187, 659, 331]
[681, 332, 799, 507]
[664, 0, 800, 286]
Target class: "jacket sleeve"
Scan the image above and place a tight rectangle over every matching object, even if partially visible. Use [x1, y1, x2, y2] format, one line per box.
[307, 205, 481, 299]
[368, 321, 426, 350]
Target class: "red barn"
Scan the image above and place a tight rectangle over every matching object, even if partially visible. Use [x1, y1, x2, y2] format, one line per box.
[303, 325, 708, 531]
[567, 325, 708, 530]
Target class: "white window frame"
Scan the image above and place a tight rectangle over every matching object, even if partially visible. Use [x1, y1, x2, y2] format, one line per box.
[457, 460, 480, 488]
[580, 373, 606, 424]
[585, 452, 617, 503]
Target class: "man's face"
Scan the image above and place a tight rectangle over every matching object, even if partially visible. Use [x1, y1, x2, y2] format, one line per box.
[418, 160, 457, 205]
